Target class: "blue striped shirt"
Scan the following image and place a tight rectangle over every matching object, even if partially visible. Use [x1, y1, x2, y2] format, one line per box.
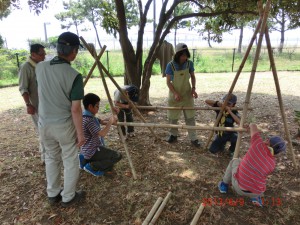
[80, 115, 101, 159]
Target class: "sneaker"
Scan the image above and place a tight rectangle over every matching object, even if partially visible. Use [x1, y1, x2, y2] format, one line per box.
[191, 139, 201, 148]
[78, 153, 85, 169]
[84, 163, 104, 176]
[167, 135, 177, 143]
[61, 190, 86, 208]
[218, 181, 228, 193]
[251, 196, 263, 207]
[48, 190, 62, 206]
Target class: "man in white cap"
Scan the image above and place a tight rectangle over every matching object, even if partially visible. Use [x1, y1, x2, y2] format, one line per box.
[165, 43, 201, 147]
[36, 32, 86, 207]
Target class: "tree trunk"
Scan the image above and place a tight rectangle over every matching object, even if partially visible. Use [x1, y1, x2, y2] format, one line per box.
[278, 10, 285, 53]
[237, 23, 244, 53]
[92, 21, 102, 49]
[207, 31, 212, 48]
[115, 0, 142, 89]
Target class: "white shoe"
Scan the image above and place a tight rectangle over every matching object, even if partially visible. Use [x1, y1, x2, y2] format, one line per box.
[128, 132, 135, 138]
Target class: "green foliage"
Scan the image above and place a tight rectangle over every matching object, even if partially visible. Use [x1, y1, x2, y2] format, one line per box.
[0, 48, 27, 86]
[26, 36, 58, 49]
[0, 48, 26, 68]
[101, 103, 111, 113]
[54, 0, 85, 35]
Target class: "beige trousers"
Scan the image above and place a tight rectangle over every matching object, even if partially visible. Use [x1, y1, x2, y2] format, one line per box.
[39, 120, 80, 202]
[223, 158, 261, 198]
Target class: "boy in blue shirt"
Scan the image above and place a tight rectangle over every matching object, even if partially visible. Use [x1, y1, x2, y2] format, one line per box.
[79, 93, 122, 176]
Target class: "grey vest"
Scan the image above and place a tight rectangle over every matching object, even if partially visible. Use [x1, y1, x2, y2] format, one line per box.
[36, 60, 79, 125]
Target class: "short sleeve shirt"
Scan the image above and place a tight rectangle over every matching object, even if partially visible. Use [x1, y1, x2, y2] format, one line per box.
[165, 60, 195, 81]
[81, 116, 101, 159]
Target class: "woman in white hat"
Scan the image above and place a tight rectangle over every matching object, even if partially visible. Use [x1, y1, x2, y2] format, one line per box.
[165, 43, 201, 147]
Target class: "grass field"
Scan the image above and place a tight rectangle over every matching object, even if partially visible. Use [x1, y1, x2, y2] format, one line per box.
[1, 47, 300, 87]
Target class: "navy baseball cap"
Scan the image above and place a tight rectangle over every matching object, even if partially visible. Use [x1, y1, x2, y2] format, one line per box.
[222, 94, 237, 104]
[124, 85, 139, 102]
[57, 32, 82, 47]
[269, 136, 286, 155]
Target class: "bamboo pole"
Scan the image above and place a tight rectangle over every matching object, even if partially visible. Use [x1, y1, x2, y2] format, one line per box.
[264, 28, 298, 167]
[233, 0, 272, 159]
[204, 6, 264, 149]
[149, 192, 172, 225]
[80, 38, 159, 141]
[117, 122, 247, 132]
[136, 106, 252, 111]
[190, 203, 205, 225]
[142, 197, 163, 225]
[83, 44, 106, 87]
[81, 39, 138, 179]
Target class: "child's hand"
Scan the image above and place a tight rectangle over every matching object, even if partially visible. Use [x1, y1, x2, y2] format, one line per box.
[113, 106, 120, 114]
[243, 123, 250, 132]
[110, 115, 118, 125]
[225, 106, 232, 112]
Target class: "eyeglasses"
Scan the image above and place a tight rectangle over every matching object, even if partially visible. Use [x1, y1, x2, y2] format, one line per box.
[37, 52, 46, 56]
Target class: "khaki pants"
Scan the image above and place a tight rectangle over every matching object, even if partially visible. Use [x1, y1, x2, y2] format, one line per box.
[31, 113, 46, 161]
[223, 158, 261, 198]
[169, 113, 197, 141]
[39, 120, 80, 202]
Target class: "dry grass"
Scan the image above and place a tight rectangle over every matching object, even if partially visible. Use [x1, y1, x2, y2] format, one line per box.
[0, 72, 300, 225]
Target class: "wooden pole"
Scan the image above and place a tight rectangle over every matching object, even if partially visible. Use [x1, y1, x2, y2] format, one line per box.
[117, 122, 247, 132]
[264, 28, 298, 168]
[204, 9, 263, 149]
[190, 203, 205, 225]
[233, 0, 272, 158]
[136, 106, 252, 111]
[81, 39, 138, 179]
[80, 38, 159, 141]
[83, 44, 106, 87]
[142, 197, 163, 225]
[149, 192, 172, 225]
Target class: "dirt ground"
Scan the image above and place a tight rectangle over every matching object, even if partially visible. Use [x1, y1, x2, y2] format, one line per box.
[0, 72, 300, 225]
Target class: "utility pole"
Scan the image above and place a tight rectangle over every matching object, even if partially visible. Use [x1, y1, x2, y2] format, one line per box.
[44, 22, 50, 42]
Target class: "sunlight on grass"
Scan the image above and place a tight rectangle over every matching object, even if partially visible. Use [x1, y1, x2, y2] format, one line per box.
[178, 169, 198, 181]
[1, 71, 300, 114]
[159, 151, 199, 181]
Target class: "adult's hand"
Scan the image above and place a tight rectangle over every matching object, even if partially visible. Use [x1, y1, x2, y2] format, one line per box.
[76, 134, 86, 147]
[27, 105, 36, 115]
[174, 92, 181, 101]
[192, 89, 198, 99]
